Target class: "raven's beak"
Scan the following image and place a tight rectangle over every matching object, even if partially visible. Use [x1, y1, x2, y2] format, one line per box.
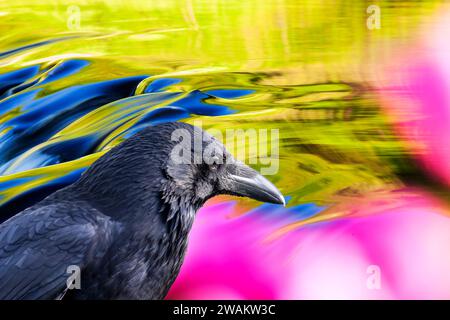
[221, 162, 285, 206]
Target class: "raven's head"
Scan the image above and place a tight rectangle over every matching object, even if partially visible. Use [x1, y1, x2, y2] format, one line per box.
[161, 122, 285, 208]
[76, 122, 284, 220]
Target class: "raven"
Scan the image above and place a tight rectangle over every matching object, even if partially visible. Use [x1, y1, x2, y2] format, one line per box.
[0, 122, 284, 300]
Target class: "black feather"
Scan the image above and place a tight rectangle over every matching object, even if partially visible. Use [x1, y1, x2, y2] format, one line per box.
[0, 122, 210, 300]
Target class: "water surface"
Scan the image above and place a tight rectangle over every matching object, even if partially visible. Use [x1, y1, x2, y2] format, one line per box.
[0, 0, 447, 230]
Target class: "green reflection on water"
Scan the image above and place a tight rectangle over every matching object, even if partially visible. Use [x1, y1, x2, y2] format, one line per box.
[0, 0, 445, 223]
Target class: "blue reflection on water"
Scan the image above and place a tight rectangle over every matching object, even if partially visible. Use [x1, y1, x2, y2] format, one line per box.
[0, 75, 148, 166]
[144, 78, 182, 93]
[0, 55, 257, 220]
[206, 89, 254, 99]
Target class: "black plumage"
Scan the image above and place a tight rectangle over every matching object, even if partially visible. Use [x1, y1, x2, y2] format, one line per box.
[0, 122, 284, 300]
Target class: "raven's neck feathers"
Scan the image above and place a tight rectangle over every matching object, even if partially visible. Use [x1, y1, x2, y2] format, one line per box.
[70, 124, 200, 229]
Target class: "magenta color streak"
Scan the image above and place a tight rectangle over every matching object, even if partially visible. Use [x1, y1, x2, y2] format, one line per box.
[378, 11, 450, 186]
[167, 191, 450, 299]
